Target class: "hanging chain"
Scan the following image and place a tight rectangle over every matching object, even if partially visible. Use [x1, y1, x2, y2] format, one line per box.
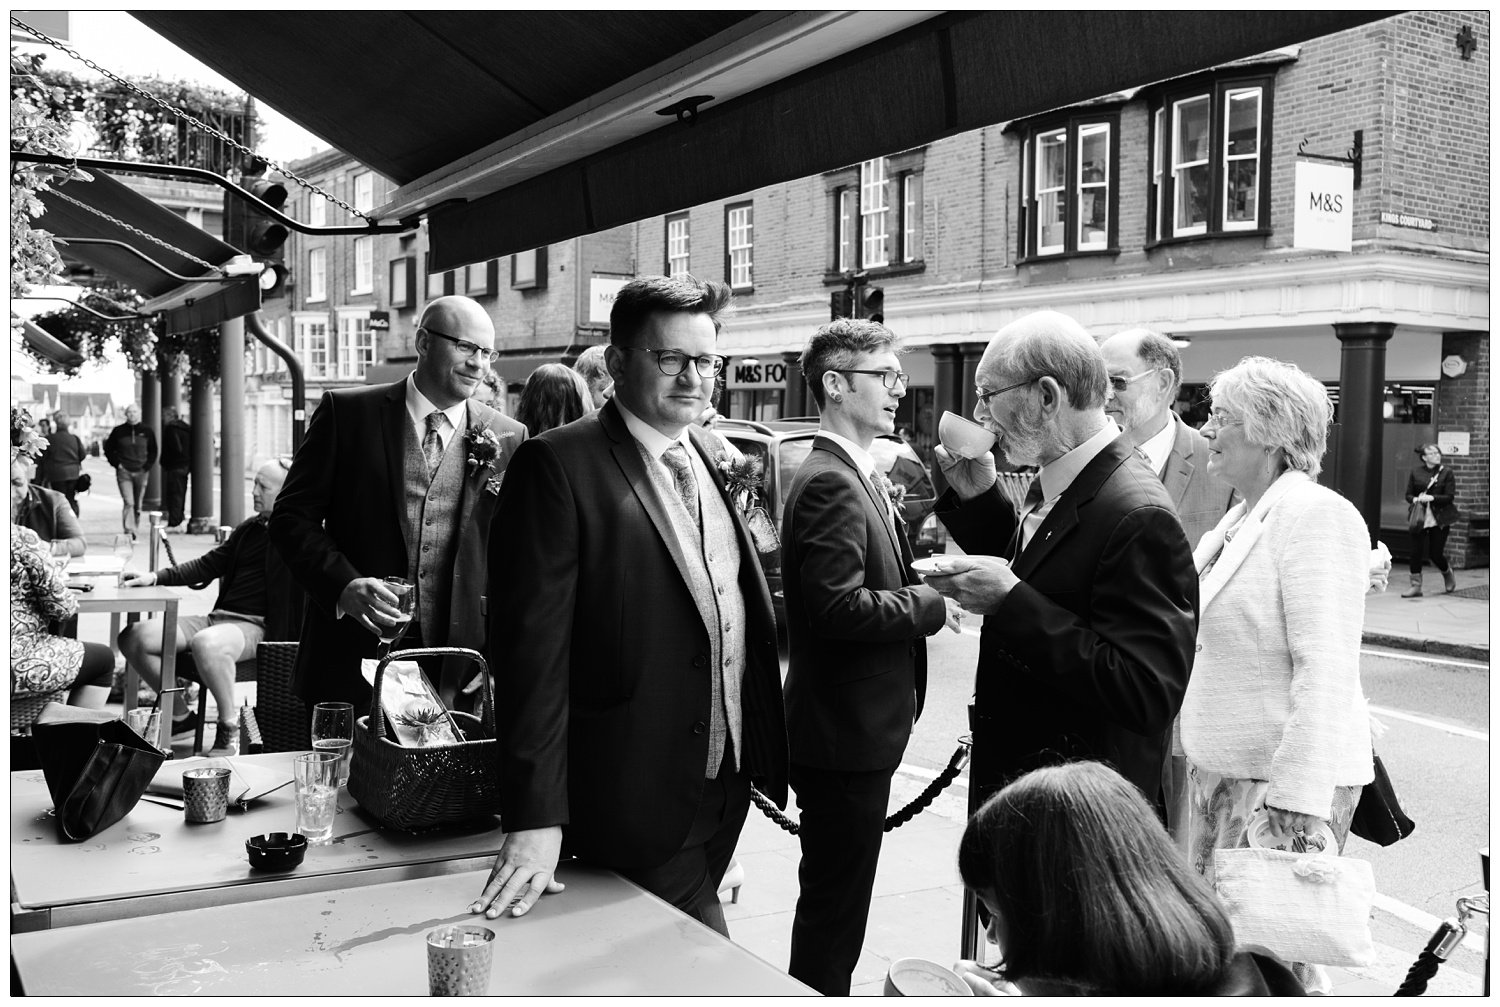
[47, 187, 218, 271]
[11, 15, 374, 223]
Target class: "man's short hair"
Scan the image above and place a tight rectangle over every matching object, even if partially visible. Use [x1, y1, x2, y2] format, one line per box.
[800, 318, 902, 410]
[988, 311, 1109, 411]
[608, 274, 732, 348]
[572, 344, 610, 383]
[1108, 328, 1183, 400]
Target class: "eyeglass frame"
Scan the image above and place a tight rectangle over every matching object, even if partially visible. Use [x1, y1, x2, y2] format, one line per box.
[975, 376, 1038, 409]
[619, 345, 728, 378]
[1106, 367, 1162, 393]
[420, 326, 500, 364]
[1202, 408, 1244, 430]
[838, 368, 911, 390]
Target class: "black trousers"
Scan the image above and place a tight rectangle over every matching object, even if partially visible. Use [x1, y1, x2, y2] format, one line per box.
[787, 762, 894, 995]
[610, 753, 749, 938]
[163, 466, 190, 526]
[1408, 525, 1452, 575]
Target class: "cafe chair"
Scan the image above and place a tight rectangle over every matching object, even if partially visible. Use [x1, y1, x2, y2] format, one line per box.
[181, 641, 309, 754]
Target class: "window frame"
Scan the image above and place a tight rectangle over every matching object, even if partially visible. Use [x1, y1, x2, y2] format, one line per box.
[823, 149, 926, 283]
[336, 310, 375, 380]
[465, 259, 498, 297]
[1015, 110, 1121, 262]
[352, 172, 374, 214]
[724, 202, 754, 291]
[389, 257, 415, 309]
[351, 236, 374, 295]
[306, 247, 327, 303]
[425, 252, 453, 300]
[511, 248, 547, 290]
[665, 213, 690, 276]
[1147, 73, 1275, 245]
[308, 194, 326, 228]
[294, 312, 330, 379]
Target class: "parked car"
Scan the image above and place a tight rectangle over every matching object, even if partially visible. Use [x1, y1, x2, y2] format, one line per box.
[712, 418, 949, 644]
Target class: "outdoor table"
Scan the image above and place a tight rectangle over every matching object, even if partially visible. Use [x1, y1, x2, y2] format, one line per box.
[10, 752, 503, 932]
[68, 580, 180, 714]
[10, 865, 817, 995]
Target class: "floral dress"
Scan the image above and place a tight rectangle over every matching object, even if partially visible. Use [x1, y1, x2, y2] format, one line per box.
[11, 526, 84, 697]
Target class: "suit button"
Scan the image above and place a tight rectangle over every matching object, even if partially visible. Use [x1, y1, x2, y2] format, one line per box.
[693, 655, 707, 668]
[693, 722, 706, 735]
[1195, 644, 1203, 653]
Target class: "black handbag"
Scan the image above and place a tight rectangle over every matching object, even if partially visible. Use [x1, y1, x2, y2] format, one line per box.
[1349, 750, 1416, 846]
[1405, 501, 1426, 532]
[75, 472, 91, 493]
[30, 703, 166, 842]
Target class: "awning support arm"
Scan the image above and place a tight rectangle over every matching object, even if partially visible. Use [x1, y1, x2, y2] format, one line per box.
[245, 310, 306, 453]
[12, 151, 425, 235]
[14, 295, 152, 321]
[51, 237, 248, 284]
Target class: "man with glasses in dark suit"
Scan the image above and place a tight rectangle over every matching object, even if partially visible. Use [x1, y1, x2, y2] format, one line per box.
[469, 274, 788, 939]
[270, 295, 527, 709]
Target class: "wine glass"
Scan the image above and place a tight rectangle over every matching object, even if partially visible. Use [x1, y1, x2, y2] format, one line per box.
[112, 534, 135, 586]
[378, 577, 415, 648]
[310, 702, 355, 789]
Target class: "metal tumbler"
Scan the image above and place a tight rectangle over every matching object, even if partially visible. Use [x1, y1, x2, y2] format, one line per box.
[426, 925, 495, 996]
[183, 767, 233, 823]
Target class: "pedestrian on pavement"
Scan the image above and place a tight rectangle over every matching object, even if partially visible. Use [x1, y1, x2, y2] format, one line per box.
[925, 310, 1197, 811]
[572, 343, 614, 410]
[1099, 326, 1235, 852]
[1179, 356, 1373, 994]
[11, 458, 86, 556]
[160, 405, 193, 529]
[469, 274, 789, 936]
[951, 761, 1305, 996]
[37, 413, 87, 516]
[269, 295, 527, 711]
[103, 403, 157, 540]
[780, 318, 957, 995]
[1403, 443, 1461, 598]
[120, 458, 299, 756]
[514, 363, 592, 436]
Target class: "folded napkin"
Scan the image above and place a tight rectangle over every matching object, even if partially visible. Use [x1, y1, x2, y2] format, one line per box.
[147, 757, 294, 809]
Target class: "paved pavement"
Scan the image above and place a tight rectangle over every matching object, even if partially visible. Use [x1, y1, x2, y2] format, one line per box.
[62, 456, 1488, 995]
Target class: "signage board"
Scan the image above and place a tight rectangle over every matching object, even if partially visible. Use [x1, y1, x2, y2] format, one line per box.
[1293, 160, 1354, 252]
[588, 277, 630, 326]
[368, 310, 390, 331]
[1380, 210, 1437, 231]
[1438, 431, 1470, 456]
[728, 359, 788, 390]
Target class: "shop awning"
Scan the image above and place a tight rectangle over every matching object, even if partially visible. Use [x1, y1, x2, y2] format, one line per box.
[18, 319, 85, 369]
[134, 10, 1386, 270]
[33, 168, 260, 334]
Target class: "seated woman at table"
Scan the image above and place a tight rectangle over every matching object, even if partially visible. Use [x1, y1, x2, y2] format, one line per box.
[11, 524, 116, 768]
[951, 761, 1305, 996]
[11, 457, 86, 556]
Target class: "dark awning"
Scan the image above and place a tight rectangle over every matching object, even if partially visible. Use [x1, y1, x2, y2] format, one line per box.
[134, 11, 1387, 270]
[33, 168, 260, 334]
[19, 319, 85, 369]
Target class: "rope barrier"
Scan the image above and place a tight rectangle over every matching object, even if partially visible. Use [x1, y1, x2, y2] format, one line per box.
[750, 737, 970, 836]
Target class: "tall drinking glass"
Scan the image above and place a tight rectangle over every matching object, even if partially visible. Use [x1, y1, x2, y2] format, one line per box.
[378, 576, 415, 645]
[112, 534, 134, 585]
[293, 751, 341, 845]
[311, 702, 354, 788]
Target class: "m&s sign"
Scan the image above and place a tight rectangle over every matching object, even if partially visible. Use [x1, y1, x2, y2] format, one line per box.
[1293, 160, 1354, 252]
[730, 360, 787, 390]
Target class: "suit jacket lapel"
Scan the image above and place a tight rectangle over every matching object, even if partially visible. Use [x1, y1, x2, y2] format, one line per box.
[812, 435, 905, 564]
[1196, 471, 1303, 613]
[689, 425, 778, 634]
[1162, 416, 1195, 508]
[1011, 437, 1129, 579]
[601, 403, 698, 600]
[382, 380, 410, 552]
[456, 401, 485, 534]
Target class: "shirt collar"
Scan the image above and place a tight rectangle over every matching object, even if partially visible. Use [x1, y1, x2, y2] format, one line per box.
[405, 377, 467, 431]
[1138, 414, 1178, 475]
[615, 400, 691, 460]
[818, 429, 877, 478]
[1037, 421, 1123, 503]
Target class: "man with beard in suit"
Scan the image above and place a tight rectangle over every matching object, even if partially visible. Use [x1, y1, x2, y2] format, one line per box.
[270, 295, 526, 709]
[468, 274, 788, 938]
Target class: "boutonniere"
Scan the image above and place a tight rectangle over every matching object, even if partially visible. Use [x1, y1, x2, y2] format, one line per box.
[873, 470, 907, 523]
[466, 424, 516, 494]
[715, 451, 780, 554]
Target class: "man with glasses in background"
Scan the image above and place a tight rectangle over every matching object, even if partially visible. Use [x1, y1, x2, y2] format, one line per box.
[922, 310, 1198, 817]
[779, 318, 958, 995]
[270, 295, 527, 710]
[470, 274, 788, 941]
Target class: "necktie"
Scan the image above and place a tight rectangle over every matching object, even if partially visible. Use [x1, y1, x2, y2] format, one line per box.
[423, 411, 445, 478]
[1011, 476, 1046, 559]
[661, 442, 700, 521]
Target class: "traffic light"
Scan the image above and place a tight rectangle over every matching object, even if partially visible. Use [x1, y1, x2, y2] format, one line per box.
[859, 285, 885, 324]
[225, 159, 290, 298]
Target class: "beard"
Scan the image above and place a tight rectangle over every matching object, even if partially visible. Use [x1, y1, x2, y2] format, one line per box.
[997, 406, 1050, 468]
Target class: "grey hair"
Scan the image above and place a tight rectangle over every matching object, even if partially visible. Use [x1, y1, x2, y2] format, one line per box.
[1108, 327, 1183, 400]
[572, 344, 610, 383]
[986, 311, 1109, 410]
[1209, 356, 1333, 478]
[800, 317, 903, 409]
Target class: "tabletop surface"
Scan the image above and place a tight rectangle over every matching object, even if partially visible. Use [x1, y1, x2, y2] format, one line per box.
[11, 753, 503, 914]
[70, 582, 181, 610]
[11, 865, 815, 995]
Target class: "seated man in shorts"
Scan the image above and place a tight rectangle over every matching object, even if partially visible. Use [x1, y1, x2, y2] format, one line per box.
[119, 459, 293, 755]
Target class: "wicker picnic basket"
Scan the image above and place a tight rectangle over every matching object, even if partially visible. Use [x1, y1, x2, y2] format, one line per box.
[346, 646, 501, 831]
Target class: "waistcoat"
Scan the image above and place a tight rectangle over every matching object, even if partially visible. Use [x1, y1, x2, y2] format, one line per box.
[401, 409, 468, 643]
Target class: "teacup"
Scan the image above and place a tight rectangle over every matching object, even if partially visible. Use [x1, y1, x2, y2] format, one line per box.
[885, 957, 974, 996]
[938, 411, 997, 460]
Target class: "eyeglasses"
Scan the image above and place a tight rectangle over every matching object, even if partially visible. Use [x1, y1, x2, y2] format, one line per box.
[1107, 368, 1161, 393]
[620, 346, 727, 378]
[976, 377, 1037, 408]
[839, 369, 910, 390]
[421, 327, 501, 364]
[1203, 408, 1243, 429]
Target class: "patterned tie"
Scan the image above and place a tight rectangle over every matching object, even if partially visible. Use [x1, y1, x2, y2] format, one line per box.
[661, 442, 700, 522]
[423, 411, 445, 478]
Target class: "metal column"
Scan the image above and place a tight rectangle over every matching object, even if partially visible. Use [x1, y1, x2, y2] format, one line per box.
[218, 317, 246, 527]
[1333, 321, 1395, 545]
[187, 371, 216, 534]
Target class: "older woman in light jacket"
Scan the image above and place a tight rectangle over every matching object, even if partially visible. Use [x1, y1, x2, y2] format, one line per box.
[1179, 356, 1373, 993]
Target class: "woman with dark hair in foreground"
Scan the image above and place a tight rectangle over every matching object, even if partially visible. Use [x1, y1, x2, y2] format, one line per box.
[952, 762, 1304, 996]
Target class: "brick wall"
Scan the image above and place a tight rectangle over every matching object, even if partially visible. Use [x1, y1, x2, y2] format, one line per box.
[1436, 330, 1489, 568]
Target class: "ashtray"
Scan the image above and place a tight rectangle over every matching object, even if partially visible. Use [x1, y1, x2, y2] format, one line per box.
[885, 957, 974, 996]
[246, 832, 308, 871]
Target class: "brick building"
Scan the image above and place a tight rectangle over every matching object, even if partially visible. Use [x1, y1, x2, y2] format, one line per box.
[628, 11, 1489, 565]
